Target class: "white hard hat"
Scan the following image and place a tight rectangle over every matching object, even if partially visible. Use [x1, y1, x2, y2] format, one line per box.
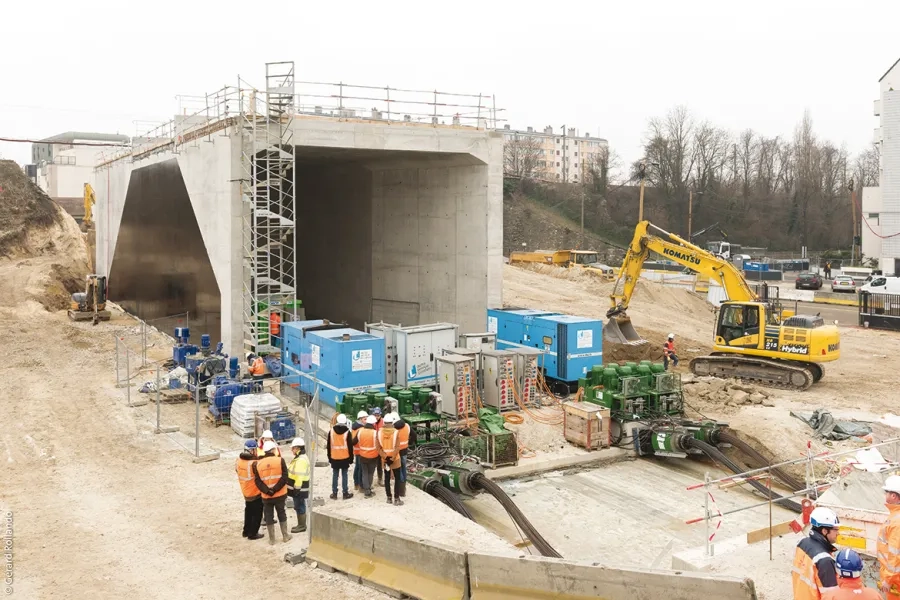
[262, 429, 274, 439]
[262, 440, 277, 452]
[390, 412, 400, 422]
[809, 506, 840, 529]
[383, 413, 395, 424]
[291, 438, 305, 448]
[336, 414, 348, 425]
[365, 415, 377, 425]
[357, 410, 368, 419]
[667, 333, 675, 339]
[884, 475, 900, 494]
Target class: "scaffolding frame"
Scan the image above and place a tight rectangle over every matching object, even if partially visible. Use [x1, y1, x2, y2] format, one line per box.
[239, 61, 298, 354]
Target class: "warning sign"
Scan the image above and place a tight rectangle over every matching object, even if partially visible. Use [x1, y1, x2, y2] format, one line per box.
[577, 329, 593, 349]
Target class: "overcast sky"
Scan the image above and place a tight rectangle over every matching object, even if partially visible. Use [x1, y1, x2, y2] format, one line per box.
[1, 0, 898, 169]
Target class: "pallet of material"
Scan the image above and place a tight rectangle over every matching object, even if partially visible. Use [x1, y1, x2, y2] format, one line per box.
[159, 388, 192, 403]
[563, 401, 610, 450]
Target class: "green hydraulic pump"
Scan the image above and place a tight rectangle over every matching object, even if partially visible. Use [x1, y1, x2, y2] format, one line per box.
[409, 462, 484, 497]
[632, 419, 727, 458]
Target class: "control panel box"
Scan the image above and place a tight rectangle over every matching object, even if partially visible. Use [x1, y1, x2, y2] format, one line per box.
[365, 321, 400, 387]
[436, 354, 476, 419]
[395, 322, 459, 387]
[481, 349, 517, 411]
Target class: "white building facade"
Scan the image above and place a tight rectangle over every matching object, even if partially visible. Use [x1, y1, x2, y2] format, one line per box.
[31, 132, 129, 220]
[502, 125, 608, 183]
[869, 59, 900, 274]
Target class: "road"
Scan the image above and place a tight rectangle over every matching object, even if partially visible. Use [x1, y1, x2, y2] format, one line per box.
[791, 300, 857, 325]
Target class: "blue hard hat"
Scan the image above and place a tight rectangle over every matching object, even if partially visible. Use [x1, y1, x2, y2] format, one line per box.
[835, 549, 863, 579]
[244, 440, 258, 449]
[373, 407, 382, 415]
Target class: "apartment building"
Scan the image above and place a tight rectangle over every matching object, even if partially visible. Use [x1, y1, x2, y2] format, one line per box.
[502, 124, 608, 183]
[866, 58, 900, 274]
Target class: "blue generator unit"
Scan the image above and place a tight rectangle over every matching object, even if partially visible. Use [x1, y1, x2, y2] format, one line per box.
[283, 323, 386, 408]
[489, 308, 603, 384]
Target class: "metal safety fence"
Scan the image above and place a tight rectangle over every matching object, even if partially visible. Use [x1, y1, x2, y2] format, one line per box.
[686, 437, 900, 560]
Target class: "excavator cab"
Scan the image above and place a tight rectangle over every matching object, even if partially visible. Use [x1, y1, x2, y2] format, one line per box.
[716, 302, 762, 348]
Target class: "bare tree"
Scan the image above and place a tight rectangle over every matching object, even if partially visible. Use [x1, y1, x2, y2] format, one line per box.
[854, 143, 881, 188]
[504, 134, 547, 180]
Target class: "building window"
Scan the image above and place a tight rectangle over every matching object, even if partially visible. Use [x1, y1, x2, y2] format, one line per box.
[575, 151, 578, 157]
[556, 138, 560, 144]
[869, 213, 880, 219]
[556, 174, 560, 180]
[556, 150, 560, 155]
[574, 162, 578, 168]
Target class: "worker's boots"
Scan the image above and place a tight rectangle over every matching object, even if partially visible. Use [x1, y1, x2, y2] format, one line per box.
[291, 515, 307, 534]
[267, 524, 277, 546]
[279, 521, 292, 543]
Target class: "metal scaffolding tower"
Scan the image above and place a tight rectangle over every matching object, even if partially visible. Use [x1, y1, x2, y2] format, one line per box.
[240, 61, 297, 353]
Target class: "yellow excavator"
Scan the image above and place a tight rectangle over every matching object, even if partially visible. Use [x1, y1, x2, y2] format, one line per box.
[82, 183, 95, 231]
[606, 221, 840, 391]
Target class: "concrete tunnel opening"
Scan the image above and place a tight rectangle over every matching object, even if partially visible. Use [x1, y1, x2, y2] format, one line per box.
[108, 159, 222, 343]
[291, 147, 489, 330]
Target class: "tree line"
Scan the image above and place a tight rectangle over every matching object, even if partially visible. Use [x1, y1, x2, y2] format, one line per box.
[504, 107, 880, 252]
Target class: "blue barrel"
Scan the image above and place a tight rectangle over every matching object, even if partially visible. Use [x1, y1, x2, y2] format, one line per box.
[228, 356, 239, 378]
[201, 334, 211, 351]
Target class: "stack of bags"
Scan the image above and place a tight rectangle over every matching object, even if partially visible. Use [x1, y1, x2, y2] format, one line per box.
[230, 392, 282, 437]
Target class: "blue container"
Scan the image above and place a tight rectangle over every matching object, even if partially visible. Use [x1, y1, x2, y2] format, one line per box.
[281, 319, 329, 388]
[228, 356, 239, 379]
[288, 327, 386, 408]
[487, 308, 560, 350]
[269, 415, 296, 442]
[200, 334, 211, 352]
[211, 381, 255, 412]
[489, 309, 603, 382]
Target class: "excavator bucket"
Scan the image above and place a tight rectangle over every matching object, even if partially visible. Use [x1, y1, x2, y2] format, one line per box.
[604, 315, 648, 346]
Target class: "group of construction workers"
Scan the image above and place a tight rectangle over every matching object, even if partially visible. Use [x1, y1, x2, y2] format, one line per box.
[234, 429, 309, 545]
[327, 407, 411, 504]
[793, 475, 900, 599]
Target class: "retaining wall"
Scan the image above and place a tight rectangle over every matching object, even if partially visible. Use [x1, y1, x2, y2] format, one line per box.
[305, 511, 759, 600]
[305, 512, 469, 600]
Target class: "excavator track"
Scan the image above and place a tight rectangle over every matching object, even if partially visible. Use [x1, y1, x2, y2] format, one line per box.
[689, 354, 815, 391]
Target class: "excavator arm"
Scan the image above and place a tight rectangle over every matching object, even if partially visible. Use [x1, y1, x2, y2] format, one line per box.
[83, 183, 95, 226]
[608, 221, 757, 318]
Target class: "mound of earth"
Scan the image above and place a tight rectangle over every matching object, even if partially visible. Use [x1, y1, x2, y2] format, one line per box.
[0, 160, 89, 309]
[683, 376, 775, 414]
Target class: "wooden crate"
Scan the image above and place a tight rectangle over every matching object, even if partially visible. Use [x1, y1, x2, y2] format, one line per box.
[563, 401, 610, 450]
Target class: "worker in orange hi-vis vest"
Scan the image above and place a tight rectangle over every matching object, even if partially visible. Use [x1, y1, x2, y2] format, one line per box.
[822, 549, 882, 599]
[879, 475, 900, 599]
[378, 414, 403, 506]
[269, 311, 282, 348]
[251, 440, 292, 545]
[356, 416, 380, 498]
[235, 440, 264, 540]
[663, 333, 679, 370]
[326, 414, 355, 500]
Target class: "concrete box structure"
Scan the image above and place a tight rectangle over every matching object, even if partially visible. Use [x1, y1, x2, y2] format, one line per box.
[94, 85, 503, 356]
[488, 309, 603, 382]
[289, 326, 386, 408]
[870, 58, 900, 274]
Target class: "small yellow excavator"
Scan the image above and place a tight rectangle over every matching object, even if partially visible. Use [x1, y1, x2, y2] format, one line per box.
[606, 221, 840, 391]
[69, 275, 111, 324]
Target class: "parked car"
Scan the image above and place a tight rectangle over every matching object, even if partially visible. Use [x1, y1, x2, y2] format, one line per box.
[795, 272, 823, 290]
[830, 275, 857, 293]
[860, 276, 900, 295]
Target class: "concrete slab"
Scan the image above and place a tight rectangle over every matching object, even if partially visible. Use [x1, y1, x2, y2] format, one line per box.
[466, 457, 795, 568]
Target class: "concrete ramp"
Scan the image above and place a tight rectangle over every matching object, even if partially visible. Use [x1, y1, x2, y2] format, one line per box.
[468, 553, 758, 600]
[306, 512, 469, 600]
[603, 316, 648, 345]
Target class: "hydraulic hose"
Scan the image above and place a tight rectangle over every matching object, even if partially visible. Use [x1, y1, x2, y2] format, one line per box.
[426, 482, 475, 521]
[684, 437, 803, 513]
[715, 431, 804, 492]
[470, 473, 563, 558]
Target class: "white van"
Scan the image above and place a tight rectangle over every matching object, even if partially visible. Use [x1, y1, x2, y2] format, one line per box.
[859, 276, 900, 294]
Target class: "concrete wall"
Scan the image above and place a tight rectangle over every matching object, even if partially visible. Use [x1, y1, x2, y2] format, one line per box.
[306, 511, 469, 600]
[862, 186, 883, 264]
[94, 134, 241, 353]
[304, 510, 759, 600]
[296, 163, 373, 327]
